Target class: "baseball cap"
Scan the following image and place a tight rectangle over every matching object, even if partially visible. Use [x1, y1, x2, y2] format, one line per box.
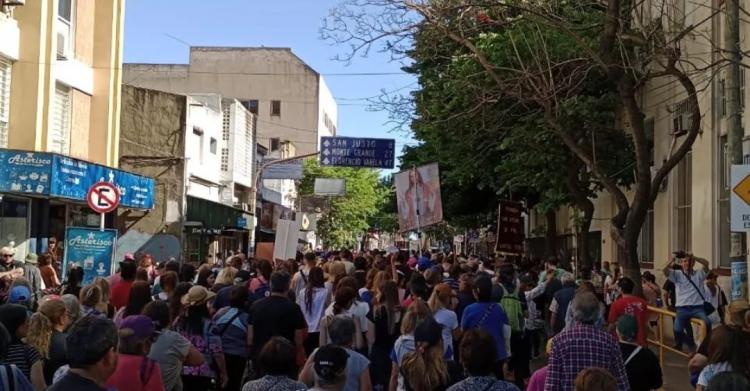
[314, 345, 348, 382]
[417, 256, 432, 271]
[8, 286, 31, 304]
[616, 314, 638, 340]
[118, 315, 157, 342]
[414, 317, 442, 346]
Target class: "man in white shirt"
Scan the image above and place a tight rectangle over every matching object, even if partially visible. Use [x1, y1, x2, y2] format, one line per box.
[663, 251, 711, 352]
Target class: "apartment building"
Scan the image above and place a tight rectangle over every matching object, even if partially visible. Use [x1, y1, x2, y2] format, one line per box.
[119, 85, 255, 262]
[0, 0, 154, 259]
[123, 46, 338, 156]
[527, 1, 744, 291]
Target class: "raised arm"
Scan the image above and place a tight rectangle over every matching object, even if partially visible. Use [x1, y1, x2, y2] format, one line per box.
[691, 255, 709, 270]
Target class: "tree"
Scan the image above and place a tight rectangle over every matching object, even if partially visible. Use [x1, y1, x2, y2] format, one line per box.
[323, 0, 720, 285]
[299, 159, 388, 249]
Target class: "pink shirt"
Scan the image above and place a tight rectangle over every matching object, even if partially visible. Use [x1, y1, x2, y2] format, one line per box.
[107, 354, 164, 391]
[527, 366, 548, 391]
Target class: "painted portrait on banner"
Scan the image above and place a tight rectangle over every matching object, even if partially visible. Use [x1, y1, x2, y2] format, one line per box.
[394, 163, 443, 232]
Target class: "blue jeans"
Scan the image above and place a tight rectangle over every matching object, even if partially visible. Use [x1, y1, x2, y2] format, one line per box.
[674, 305, 711, 349]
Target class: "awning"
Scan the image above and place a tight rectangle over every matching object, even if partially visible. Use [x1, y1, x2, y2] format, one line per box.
[186, 196, 250, 231]
[0, 149, 155, 209]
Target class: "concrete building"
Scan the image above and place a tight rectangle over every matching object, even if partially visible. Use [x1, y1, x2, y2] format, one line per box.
[526, 2, 744, 294]
[119, 85, 255, 262]
[0, 0, 155, 260]
[123, 47, 338, 156]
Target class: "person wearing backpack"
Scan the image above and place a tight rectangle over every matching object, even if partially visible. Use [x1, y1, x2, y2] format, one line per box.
[459, 275, 511, 380]
[211, 286, 250, 391]
[496, 264, 529, 389]
[428, 284, 459, 359]
[247, 259, 272, 304]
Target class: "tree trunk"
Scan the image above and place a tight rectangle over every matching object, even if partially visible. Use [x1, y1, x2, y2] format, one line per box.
[545, 210, 557, 259]
[622, 235, 644, 296]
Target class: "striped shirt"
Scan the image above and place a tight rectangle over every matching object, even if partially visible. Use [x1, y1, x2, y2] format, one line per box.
[2, 343, 40, 380]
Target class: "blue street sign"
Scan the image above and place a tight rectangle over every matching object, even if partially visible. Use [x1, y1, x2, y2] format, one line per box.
[320, 137, 395, 169]
[0, 149, 155, 209]
[62, 227, 118, 285]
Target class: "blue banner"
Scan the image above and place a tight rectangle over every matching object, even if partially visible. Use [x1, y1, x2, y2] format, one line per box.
[0, 150, 54, 195]
[0, 149, 155, 209]
[63, 227, 118, 285]
[320, 137, 395, 169]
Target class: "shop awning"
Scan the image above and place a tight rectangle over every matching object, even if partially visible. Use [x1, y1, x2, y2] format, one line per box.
[186, 196, 250, 231]
[0, 149, 155, 209]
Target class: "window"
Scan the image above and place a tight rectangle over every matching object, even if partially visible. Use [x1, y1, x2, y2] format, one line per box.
[0, 57, 11, 148]
[676, 151, 692, 252]
[270, 100, 281, 117]
[193, 127, 204, 164]
[221, 148, 229, 172]
[58, 0, 72, 22]
[56, 0, 74, 60]
[222, 106, 230, 141]
[639, 209, 655, 264]
[210, 138, 217, 154]
[242, 100, 258, 115]
[720, 79, 727, 118]
[270, 138, 280, 151]
[49, 84, 71, 154]
[645, 117, 655, 166]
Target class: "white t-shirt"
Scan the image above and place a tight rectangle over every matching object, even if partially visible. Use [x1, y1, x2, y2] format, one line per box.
[433, 308, 458, 357]
[697, 362, 732, 387]
[325, 300, 369, 331]
[668, 269, 707, 307]
[297, 287, 328, 333]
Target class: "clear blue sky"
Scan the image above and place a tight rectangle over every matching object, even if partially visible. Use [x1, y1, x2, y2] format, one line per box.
[123, 0, 416, 171]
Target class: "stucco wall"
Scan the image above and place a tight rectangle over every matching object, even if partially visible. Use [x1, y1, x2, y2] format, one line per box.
[69, 88, 90, 159]
[117, 85, 186, 237]
[123, 47, 329, 155]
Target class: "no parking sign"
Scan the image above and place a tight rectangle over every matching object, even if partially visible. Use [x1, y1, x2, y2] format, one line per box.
[86, 182, 120, 230]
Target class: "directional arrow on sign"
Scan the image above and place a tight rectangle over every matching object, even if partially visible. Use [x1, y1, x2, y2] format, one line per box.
[324, 140, 330, 147]
[323, 158, 330, 165]
[323, 149, 330, 156]
[734, 174, 750, 205]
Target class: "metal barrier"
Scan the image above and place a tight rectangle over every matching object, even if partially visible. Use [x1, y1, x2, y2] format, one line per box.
[646, 305, 708, 367]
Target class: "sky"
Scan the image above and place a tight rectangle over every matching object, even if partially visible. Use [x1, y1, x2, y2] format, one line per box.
[123, 0, 417, 171]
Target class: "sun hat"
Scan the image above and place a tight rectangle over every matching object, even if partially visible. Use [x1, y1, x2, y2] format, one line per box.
[314, 344, 349, 382]
[180, 285, 216, 306]
[24, 253, 38, 265]
[726, 299, 750, 326]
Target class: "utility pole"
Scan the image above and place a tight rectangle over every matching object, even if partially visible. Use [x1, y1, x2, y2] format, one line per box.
[726, 0, 746, 263]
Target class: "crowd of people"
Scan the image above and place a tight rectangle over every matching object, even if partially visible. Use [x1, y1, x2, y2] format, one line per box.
[0, 242, 749, 391]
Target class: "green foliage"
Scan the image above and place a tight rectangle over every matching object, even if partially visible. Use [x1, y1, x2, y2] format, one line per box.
[403, 4, 635, 225]
[300, 159, 388, 248]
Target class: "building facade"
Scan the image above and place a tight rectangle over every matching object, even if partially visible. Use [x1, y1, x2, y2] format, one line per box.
[119, 85, 255, 263]
[527, 1, 745, 293]
[0, 0, 155, 262]
[123, 47, 338, 156]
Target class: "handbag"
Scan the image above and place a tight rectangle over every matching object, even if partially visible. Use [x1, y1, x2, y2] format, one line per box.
[681, 270, 715, 315]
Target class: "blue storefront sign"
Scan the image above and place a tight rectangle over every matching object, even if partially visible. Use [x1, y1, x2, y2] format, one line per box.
[320, 136, 395, 169]
[0, 149, 155, 209]
[62, 227, 118, 285]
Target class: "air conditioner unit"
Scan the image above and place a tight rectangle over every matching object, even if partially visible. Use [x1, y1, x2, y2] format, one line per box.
[56, 31, 68, 60]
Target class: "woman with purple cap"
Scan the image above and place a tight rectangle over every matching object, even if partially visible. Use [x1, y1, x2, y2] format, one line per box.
[105, 315, 164, 391]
